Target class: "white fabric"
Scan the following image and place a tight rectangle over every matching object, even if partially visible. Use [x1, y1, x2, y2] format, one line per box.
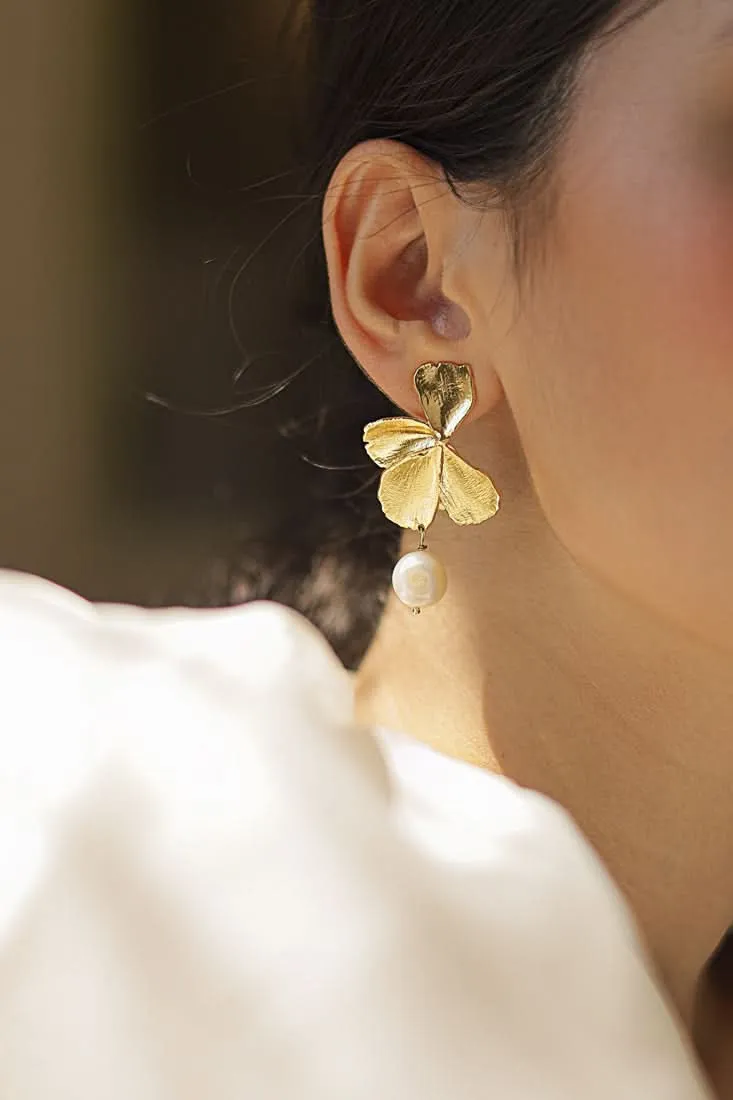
[0, 568, 715, 1099]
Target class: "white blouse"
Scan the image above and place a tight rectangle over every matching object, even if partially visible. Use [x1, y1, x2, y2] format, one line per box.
[0, 568, 715, 1098]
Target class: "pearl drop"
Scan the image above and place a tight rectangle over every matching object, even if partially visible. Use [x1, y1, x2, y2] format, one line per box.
[392, 549, 447, 610]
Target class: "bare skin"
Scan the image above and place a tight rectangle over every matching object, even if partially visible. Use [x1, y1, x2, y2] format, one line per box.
[322, 0, 733, 1087]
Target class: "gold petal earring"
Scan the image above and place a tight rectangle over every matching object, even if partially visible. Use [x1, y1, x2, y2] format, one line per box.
[363, 361, 501, 614]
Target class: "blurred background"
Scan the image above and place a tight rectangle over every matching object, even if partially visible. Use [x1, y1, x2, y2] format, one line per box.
[0, 0, 345, 607]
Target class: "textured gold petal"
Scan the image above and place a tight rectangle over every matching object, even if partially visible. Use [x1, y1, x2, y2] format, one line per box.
[414, 361, 474, 438]
[377, 447, 442, 530]
[439, 445, 500, 525]
[363, 417, 437, 469]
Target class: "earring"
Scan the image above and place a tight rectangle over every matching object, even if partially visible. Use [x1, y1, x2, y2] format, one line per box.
[363, 361, 500, 614]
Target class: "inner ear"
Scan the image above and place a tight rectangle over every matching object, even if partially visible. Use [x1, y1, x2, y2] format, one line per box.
[371, 235, 430, 321]
[373, 235, 471, 340]
[430, 296, 472, 341]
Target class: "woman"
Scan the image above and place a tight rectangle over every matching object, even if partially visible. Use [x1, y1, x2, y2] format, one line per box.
[1, 0, 732, 1094]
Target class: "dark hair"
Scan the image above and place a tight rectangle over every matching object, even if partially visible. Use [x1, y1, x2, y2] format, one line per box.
[209, 0, 660, 670]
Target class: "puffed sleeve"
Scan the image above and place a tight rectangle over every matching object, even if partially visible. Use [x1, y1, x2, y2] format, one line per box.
[0, 569, 715, 1099]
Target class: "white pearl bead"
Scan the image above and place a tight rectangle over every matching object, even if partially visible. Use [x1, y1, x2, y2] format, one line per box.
[392, 549, 447, 610]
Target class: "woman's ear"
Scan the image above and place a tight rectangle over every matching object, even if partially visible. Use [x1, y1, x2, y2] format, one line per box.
[321, 138, 502, 422]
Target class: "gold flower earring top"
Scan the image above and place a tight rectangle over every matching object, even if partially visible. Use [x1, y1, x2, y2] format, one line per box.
[363, 361, 500, 613]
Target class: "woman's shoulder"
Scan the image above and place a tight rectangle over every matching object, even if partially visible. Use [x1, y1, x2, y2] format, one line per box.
[0, 565, 359, 757]
[0, 569, 714, 1099]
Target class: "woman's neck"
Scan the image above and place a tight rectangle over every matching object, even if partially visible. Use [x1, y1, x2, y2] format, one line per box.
[355, 504, 733, 1031]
